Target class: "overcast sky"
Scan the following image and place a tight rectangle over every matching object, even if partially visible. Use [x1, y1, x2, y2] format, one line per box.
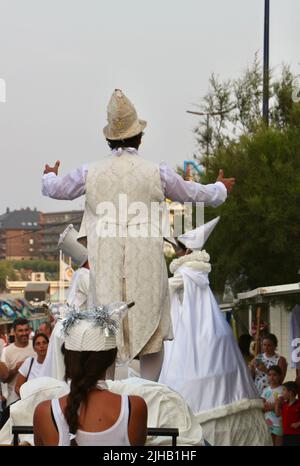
[0, 0, 299, 214]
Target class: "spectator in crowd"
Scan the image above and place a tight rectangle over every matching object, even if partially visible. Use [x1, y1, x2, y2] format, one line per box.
[261, 365, 283, 446]
[38, 321, 52, 339]
[0, 328, 8, 356]
[249, 333, 287, 395]
[0, 362, 8, 381]
[15, 333, 49, 397]
[8, 328, 15, 344]
[296, 375, 300, 399]
[0, 330, 8, 419]
[29, 326, 35, 340]
[0, 340, 5, 360]
[0, 362, 8, 419]
[34, 305, 148, 446]
[275, 381, 300, 446]
[238, 334, 253, 365]
[0, 318, 35, 405]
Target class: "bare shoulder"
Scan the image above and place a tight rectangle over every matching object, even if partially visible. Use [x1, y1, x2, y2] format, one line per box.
[129, 395, 147, 412]
[127, 396, 148, 446]
[34, 399, 51, 417]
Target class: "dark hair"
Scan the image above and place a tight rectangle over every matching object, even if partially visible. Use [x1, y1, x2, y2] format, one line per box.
[63, 347, 117, 444]
[13, 318, 29, 331]
[267, 365, 282, 377]
[263, 333, 278, 348]
[282, 381, 299, 396]
[38, 321, 52, 331]
[33, 332, 49, 347]
[106, 132, 143, 150]
[238, 334, 253, 356]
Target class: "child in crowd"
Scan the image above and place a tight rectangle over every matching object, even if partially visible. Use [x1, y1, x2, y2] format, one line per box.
[261, 366, 283, 446]
[275, 381, 300, 446]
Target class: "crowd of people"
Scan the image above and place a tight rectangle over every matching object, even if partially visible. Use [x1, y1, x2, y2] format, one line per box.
[238, 332, 300, 446]
[0, 319, 51, 411]
[1, 319, 299, 446]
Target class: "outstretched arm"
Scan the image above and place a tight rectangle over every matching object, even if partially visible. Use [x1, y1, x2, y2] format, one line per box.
[42, 160, 88, 200]
[160, 163, 235, 207]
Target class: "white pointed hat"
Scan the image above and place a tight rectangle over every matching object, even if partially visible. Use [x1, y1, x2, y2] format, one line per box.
[58, 224, 88, 267]
[177, 217, 220, 251]
[103, 89, 147, 140]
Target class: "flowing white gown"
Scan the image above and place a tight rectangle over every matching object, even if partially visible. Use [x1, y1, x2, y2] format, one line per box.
[159, 251, 272, 446]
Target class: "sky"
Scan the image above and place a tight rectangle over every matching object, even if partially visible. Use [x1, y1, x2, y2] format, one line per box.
[0, 0, 299, 214]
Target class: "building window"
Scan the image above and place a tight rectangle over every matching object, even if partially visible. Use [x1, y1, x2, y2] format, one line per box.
[29, 239, 34, 245]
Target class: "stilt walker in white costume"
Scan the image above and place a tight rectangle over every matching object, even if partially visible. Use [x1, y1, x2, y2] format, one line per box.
[40, 225, 89, 380]
[159, 219, 272, 446]
[42, 89, 235, 381]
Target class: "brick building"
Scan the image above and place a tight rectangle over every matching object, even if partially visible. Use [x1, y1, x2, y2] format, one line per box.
[0, 208, 83, 261]
[39, 210, 83, 260]
[0, 208, 41, 260]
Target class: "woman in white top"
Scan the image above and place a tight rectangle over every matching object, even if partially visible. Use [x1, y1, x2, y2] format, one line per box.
[33, 304, 148, 446]
[15, 332, 49, 397]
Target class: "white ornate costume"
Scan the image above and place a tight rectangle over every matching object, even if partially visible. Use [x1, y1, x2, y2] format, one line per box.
[159, 221, 272, 446]
[42, 90, 227, 364]
[82, 153, 173, 360]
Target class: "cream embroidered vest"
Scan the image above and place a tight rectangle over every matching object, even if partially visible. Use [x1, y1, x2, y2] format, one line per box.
[81, 152, 170, 360]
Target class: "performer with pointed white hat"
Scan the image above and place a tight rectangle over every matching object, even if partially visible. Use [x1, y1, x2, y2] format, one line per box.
[40, 225, 90, 380]
[41, 89, 235, 381]
[159, 218, 272, 446]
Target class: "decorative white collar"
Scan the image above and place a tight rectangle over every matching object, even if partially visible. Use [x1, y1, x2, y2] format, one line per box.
[170, 250, 211, 275]
[111, 147, 138, 157]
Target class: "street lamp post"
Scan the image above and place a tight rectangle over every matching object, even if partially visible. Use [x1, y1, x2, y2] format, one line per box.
[263, 0, 270, 126]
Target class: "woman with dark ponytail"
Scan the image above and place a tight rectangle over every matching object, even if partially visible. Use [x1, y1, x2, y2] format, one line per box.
[33, 305, 148, 446]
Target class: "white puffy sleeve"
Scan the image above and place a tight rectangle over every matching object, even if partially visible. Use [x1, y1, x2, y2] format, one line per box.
[42, 165, 88, 200]
[159, 162, 227, 207]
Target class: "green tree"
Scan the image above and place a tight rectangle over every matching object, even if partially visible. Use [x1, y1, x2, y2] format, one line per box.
[188, 61, 300, 296]
[0, 261, 17, 291]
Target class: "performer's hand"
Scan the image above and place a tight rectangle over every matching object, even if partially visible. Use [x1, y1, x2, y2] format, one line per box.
[43, 160, 60, 175]
[216, 169, 235, 193]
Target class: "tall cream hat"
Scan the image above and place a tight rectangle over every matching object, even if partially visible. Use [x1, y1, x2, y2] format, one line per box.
[62, 302, 133, 352]
[103, 89, 147, 140]
[58, 224, 88, 267]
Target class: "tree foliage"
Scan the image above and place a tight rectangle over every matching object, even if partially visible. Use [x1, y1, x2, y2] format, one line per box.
[0, 260, 60, 290]
[190, 59, 300, 296]
[0, 261, 17, 291]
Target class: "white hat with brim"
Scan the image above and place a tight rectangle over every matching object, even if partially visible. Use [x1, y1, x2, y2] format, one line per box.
[65, 319, 117, 352]
[58, 224, 88, 267]
[103, 89, 147, 140]
[62, 302, 132, 352]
